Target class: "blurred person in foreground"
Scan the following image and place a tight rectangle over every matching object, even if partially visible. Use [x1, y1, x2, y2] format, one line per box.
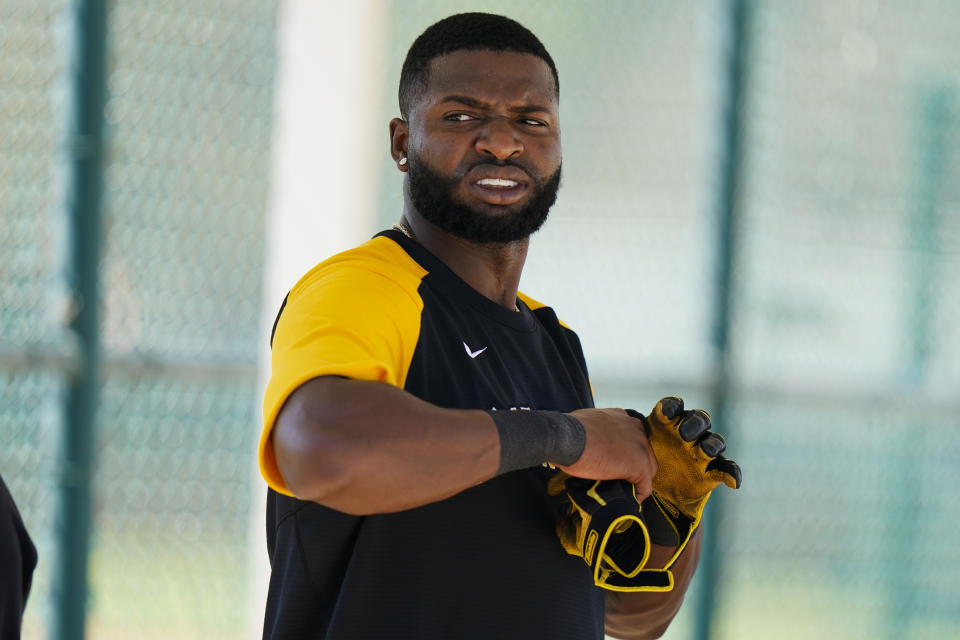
[1, 473, 37, 639]
[258, 13, 737, 640]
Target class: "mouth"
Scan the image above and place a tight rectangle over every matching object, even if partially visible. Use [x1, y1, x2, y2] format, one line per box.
[466, 168, 530, 206]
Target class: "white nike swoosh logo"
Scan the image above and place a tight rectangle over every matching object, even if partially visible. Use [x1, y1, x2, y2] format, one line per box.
[463, 341, 488, 359]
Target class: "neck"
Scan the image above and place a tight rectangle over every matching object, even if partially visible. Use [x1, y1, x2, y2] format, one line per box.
[398, 210, 528, 311]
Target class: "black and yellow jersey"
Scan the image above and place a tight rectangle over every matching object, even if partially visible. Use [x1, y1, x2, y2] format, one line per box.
[259, 229, 602, 639]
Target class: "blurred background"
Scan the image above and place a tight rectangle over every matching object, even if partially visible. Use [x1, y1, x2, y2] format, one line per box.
[1, 0, 958, 638]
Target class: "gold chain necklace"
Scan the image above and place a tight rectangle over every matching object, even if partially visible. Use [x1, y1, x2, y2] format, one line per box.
[391, 221, 415, 239]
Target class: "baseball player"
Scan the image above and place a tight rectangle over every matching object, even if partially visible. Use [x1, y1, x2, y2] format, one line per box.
[258, 13, 739, 639]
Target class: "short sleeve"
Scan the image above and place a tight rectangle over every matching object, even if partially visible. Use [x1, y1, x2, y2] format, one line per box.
[258, 239, 426, 494]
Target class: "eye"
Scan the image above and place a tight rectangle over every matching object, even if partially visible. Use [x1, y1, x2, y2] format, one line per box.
[519, 117, 548, 127]
[444, 112, 476, 122]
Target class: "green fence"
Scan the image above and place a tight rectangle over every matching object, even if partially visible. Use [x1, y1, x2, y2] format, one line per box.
[1, 1, 275, 637]
[1, 1, 958, 639]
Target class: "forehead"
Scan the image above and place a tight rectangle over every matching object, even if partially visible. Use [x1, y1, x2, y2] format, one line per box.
[422, 49, 558, 109]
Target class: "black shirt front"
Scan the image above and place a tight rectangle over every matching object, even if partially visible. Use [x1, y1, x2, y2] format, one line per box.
[263, 230, 602, 639]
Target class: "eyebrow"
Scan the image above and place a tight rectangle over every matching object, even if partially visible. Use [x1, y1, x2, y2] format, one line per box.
[438, 94, 553, 115]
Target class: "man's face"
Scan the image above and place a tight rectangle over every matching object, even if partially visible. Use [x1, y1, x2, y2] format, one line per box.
[403, 49, 562, 243]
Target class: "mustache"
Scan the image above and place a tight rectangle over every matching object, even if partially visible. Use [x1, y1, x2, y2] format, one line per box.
[463, 157, 535, 180]
[467, 157, 525, 169]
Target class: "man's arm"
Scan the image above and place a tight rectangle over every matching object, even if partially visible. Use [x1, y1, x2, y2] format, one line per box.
[605, 528, 703, 640]
[271, 376, 657, 515]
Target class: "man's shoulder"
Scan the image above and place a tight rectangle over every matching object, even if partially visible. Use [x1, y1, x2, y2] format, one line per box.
[291, 234, 428, 300]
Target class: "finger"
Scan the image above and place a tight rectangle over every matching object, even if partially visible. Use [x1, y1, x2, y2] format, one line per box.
[634, 480, 652, 502]
[657, 396, 684, 420]
[697, 432, 726, 457]
[706, 456, 742, 489]
[646, 438, 659, 480]
[678, 409, 711, 441]
[640, 437, 658, 500]
[629, 448, 656, 501]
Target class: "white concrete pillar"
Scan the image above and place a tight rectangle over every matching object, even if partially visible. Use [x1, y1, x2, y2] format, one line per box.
[248, 1, 386, 636]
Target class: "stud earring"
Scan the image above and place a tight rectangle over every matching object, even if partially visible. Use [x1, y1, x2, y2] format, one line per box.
[398, 157, 407, 166]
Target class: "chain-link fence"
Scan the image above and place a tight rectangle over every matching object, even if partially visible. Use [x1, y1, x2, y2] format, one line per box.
[3, 2, 78, 637]
[378, 2, 960, 639]
[2, 1, 958, 639]
[1, 1, 276, 638]
[717, 3, 960, 638]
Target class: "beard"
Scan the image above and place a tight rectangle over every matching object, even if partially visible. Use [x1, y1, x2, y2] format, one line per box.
[406, 151, 561, 244]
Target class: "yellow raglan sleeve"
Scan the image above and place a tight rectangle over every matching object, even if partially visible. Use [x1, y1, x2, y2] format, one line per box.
[259, 241, 426, 495]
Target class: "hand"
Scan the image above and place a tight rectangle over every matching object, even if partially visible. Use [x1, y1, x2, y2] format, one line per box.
[638, 396, 741, 566]
[546, 472, 675, 592]
[559, 408, 658, 500]
[647, 396, 741, 518]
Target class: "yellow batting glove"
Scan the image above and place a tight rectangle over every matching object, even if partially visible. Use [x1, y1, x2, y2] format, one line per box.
[640, 397, 741, 567]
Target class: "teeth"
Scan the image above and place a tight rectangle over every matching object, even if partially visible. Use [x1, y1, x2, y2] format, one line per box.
[476, 178, 519, 188]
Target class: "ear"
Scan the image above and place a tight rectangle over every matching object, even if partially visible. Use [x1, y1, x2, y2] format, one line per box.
[389, 118, 409, 171]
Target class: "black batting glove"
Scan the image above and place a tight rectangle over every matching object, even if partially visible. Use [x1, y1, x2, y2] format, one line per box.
[547, 472, 675, 592]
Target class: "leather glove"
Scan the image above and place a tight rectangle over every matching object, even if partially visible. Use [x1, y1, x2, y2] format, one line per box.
[641, 396, 741, 569]
[547, 472, 674, 592]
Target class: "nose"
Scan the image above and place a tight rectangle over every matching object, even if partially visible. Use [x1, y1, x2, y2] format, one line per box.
[475, 117, 523, 161]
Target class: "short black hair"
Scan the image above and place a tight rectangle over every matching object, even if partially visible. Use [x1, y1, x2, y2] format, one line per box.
[398, 13, 559, 119]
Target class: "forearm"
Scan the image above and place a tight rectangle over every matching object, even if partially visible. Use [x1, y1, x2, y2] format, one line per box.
[605, 528, 703, 640]
[272, 376, 500, 514]
[272, 376, 657, 515]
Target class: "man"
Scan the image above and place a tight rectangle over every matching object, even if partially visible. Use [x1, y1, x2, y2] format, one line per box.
[259, 13, 724, 639]
[1, 473, 37, 639]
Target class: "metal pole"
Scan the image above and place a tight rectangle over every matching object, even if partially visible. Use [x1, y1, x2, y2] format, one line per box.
[695, 1, 751, 639]
[885, 85, 953, 640]
[905, 86, 952, 384]
[53, 1, 108, 638]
